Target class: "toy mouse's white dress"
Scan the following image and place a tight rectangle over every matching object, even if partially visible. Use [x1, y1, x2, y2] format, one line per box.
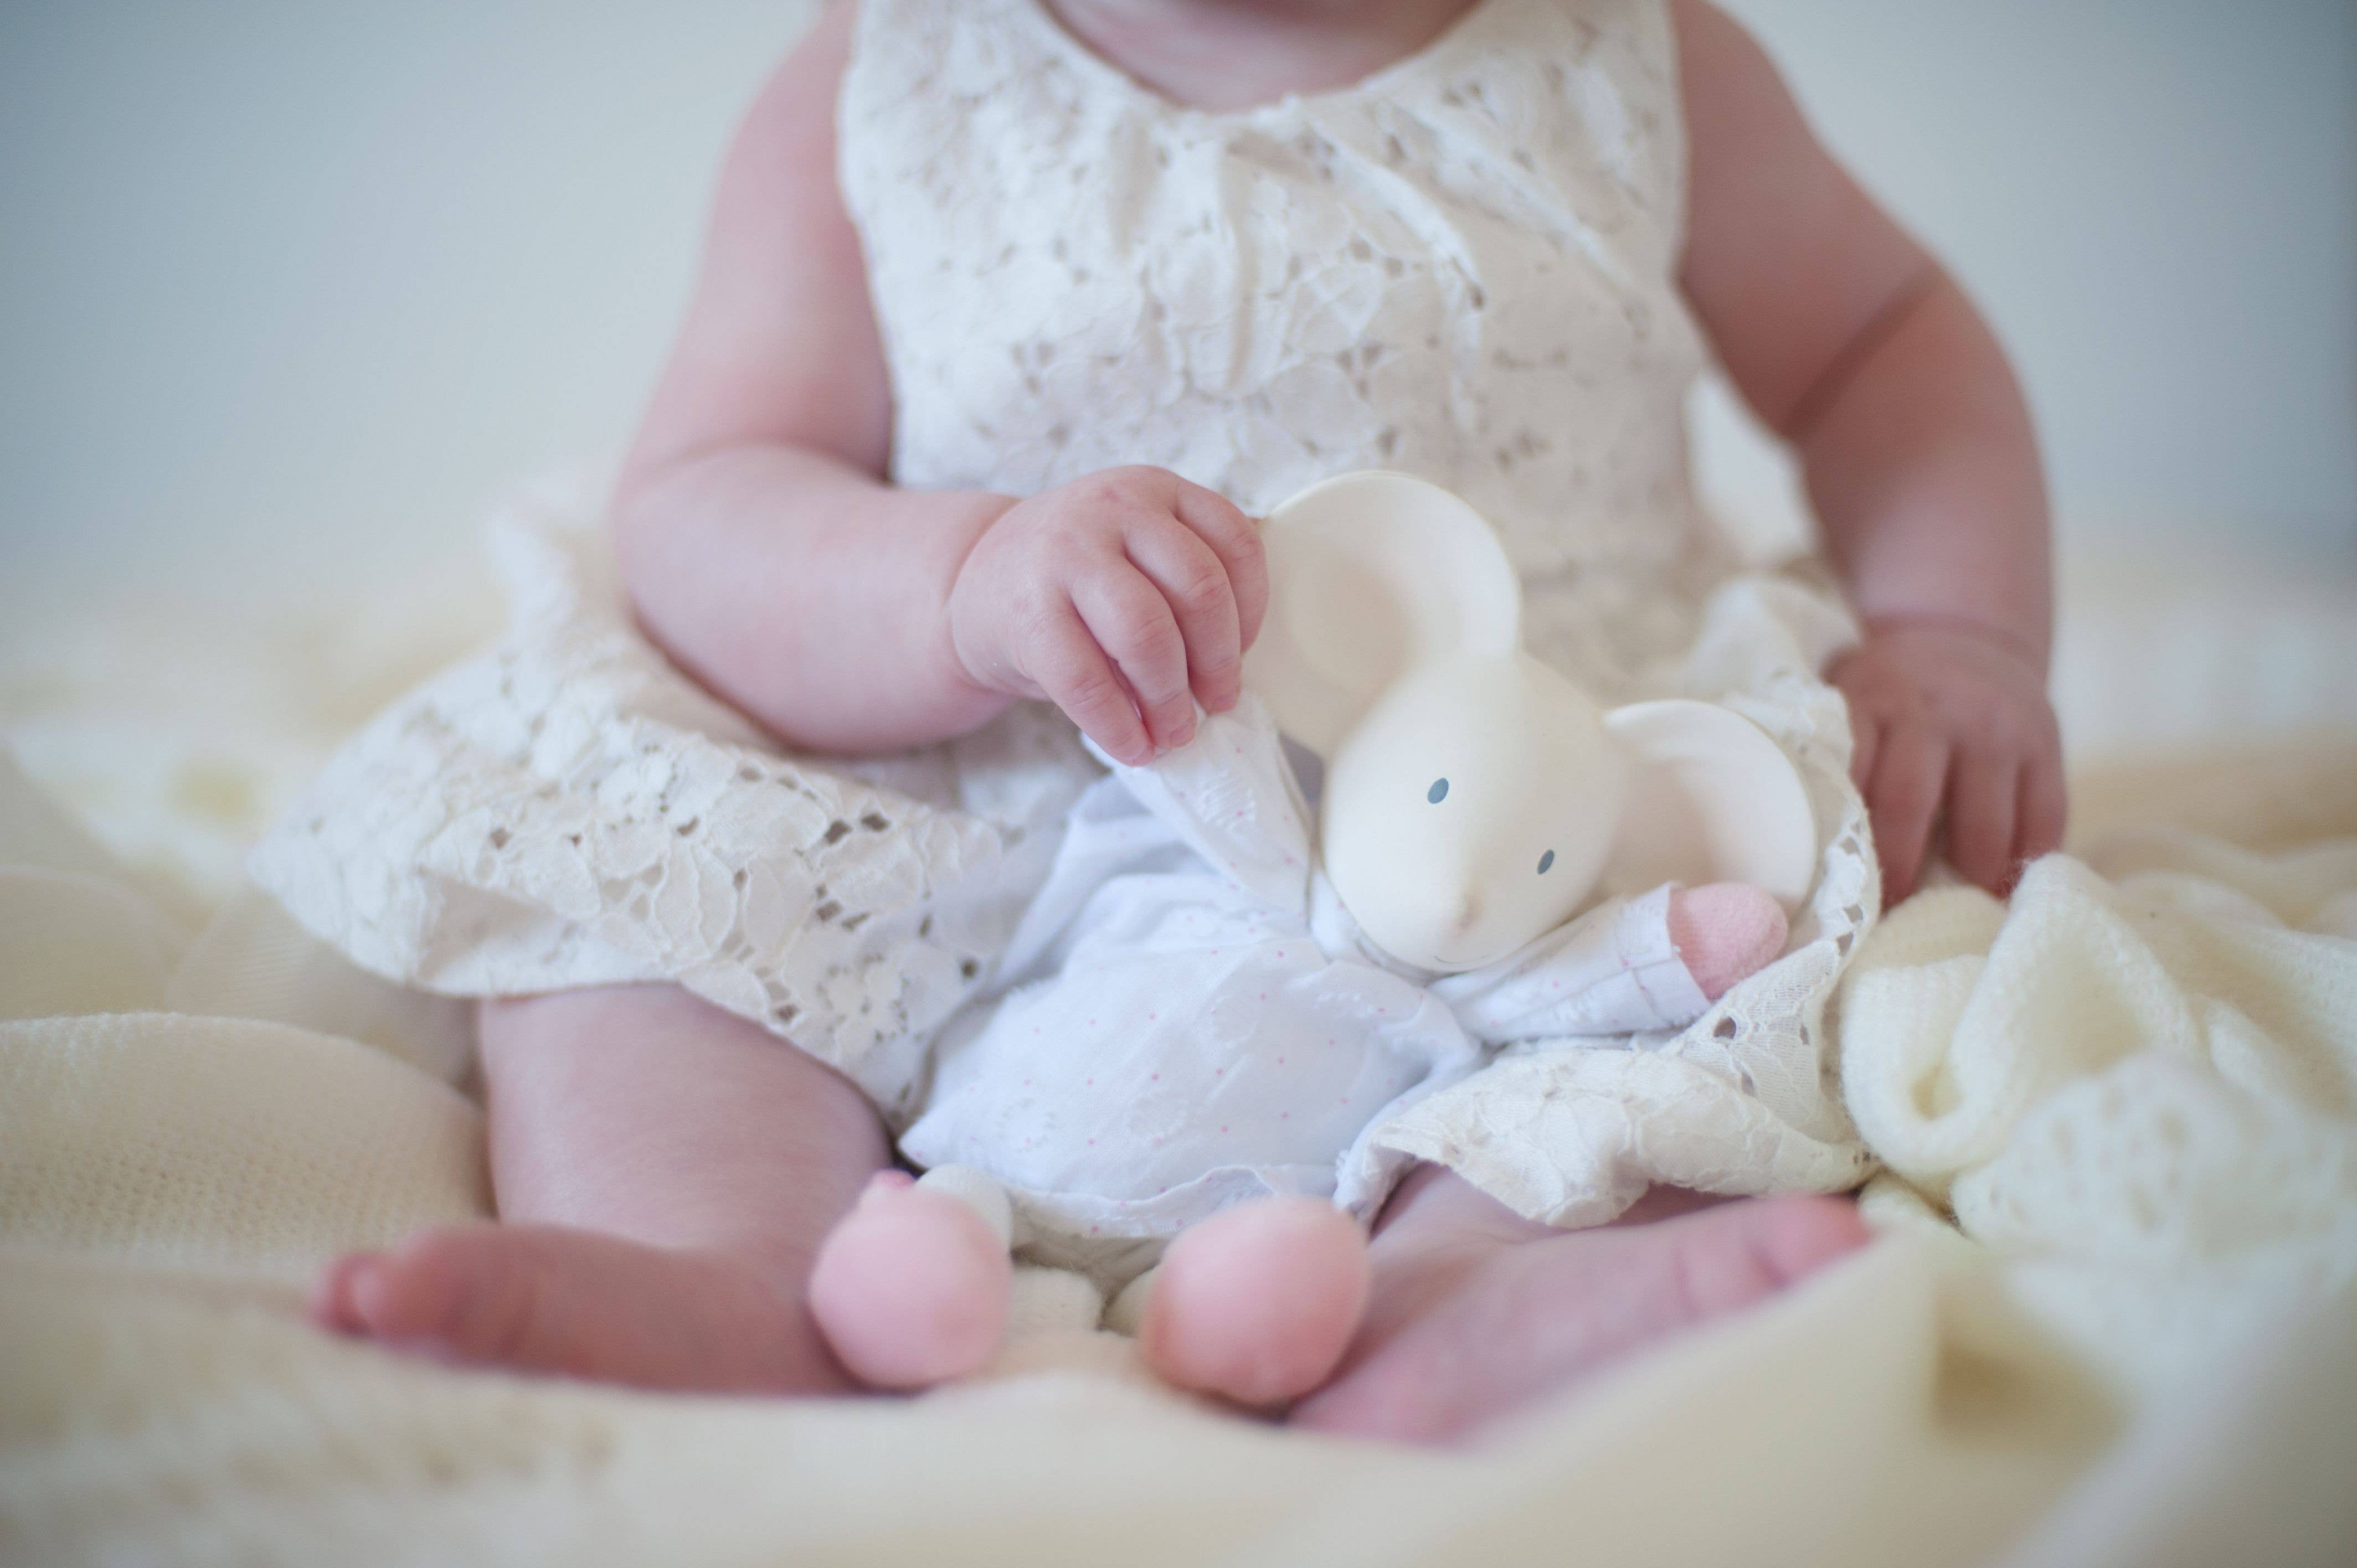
[251, 0, 1880, 1272]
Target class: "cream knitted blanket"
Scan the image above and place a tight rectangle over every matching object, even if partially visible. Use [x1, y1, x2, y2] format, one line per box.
[4, 726, 2356, 1565]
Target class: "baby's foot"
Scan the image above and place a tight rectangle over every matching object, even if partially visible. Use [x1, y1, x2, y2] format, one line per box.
[1138, 1195, 1370, 1408]
[1289, 1169, 1868, 1443]
[310, 1222, 855, 1394]
[807, 1170, 1012, 1389]
[1666, 883, 1789, 999]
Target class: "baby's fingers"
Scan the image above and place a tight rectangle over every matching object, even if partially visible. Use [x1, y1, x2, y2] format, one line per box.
[2015, 749, 2068, 871]
[1026, 601, 1152, 766]
[1074, 565, 1196, 755]
[1945, 754, 2019, 895]
[1866, 725, 1948, 906]
[1848, 711, 1882, 791]
[1171, 483, 1268, 655]
[1126, 519, 1242, 714]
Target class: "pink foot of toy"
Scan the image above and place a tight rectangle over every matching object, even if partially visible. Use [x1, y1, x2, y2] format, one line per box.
[1667, 883, 1789, 1000]
[808, 1170, 1011, 1390]
[1139, 1195, 1370, 1409]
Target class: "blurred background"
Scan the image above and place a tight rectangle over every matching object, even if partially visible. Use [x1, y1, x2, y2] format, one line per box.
[2, 0, 2353, 757]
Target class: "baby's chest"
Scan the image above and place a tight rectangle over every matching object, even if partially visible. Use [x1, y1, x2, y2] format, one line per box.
[869, 133, 1689, 501]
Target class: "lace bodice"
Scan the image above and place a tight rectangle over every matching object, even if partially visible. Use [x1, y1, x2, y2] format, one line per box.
[840, 0, 1726, 695]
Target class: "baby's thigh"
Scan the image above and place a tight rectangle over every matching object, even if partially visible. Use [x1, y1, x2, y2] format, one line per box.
[477, 984, 889, 1238]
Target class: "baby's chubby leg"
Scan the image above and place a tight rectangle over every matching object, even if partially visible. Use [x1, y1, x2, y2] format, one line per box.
[311, 984, 890, 1394]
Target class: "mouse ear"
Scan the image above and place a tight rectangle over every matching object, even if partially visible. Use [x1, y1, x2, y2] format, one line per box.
[1241, 471, 1522, 757]
[1599, 700, 1819, 908]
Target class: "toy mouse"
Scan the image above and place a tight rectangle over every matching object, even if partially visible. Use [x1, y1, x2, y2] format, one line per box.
[1250, 470, 1818, 973]
[807, 472, 1822, 1401]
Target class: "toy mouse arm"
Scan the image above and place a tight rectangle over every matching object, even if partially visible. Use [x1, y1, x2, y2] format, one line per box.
[1088, 697, 1317, 921]
[1427, 886, 1710, 1044]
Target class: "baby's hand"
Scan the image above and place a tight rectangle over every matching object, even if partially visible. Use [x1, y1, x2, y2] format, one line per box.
[948, 467, 1267, 765]
[1828, 620, 2066, 905]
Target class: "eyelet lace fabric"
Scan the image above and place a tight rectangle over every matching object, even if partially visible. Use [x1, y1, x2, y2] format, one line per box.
[249, 505, 1097, 1125]
[250, 0, 1881, 1225]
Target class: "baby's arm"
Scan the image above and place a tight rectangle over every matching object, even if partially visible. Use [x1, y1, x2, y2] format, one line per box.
[614, 5, 1263, 764]
[1672, 1, 2064, 902]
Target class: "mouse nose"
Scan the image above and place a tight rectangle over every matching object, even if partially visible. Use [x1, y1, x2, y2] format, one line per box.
[1450, 891, 1482, 933]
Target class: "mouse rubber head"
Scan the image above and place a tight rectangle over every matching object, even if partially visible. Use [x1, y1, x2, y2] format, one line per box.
[1320, 652, 1624, 971]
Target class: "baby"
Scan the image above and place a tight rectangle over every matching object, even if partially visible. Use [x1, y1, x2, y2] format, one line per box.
[296, 0, 2062, 1442]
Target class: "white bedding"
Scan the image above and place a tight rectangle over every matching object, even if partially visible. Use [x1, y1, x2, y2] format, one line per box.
[3, 521, 2355, 1566]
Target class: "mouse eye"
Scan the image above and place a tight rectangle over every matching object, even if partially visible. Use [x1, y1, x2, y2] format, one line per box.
[1427, 777, 1449, 804]
[1536, 850, 1555, 875]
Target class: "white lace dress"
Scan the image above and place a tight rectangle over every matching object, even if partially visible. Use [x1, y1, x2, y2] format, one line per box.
[250, 0, 1881, 1235]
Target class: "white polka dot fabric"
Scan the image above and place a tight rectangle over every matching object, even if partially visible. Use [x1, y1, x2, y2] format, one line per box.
[903, 699, 1731, 1280]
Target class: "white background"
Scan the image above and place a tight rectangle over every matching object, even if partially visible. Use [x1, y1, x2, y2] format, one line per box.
[4, 1, 2353, 623]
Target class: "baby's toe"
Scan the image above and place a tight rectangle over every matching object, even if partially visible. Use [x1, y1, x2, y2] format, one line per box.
[1750, 1193, 1874, 1283]
[342, 1224, 539, 1362]
[1666, 1194, 1871, 1317]
[308, 1250, 382, 1334]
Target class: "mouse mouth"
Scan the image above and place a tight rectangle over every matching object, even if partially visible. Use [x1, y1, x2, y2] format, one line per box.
[1427, 932, 1523, 971]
